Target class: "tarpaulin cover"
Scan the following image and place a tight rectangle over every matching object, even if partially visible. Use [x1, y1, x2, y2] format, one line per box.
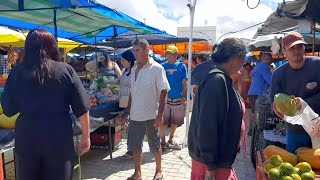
[0, 0, 171, 44]
[95, 31, 205, 48]
[254, 0, 320, 38]
[150, 42, 212, 56]
[0, 27, 86, 52]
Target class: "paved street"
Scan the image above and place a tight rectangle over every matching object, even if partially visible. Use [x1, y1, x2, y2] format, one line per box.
[74, 109, 256, 180]
[3, 109, 256, 180]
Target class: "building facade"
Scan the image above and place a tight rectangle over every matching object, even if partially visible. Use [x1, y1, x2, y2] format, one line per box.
[177, 26, 217, 45]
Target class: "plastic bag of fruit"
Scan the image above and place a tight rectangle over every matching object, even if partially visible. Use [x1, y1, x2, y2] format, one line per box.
[285, 98, 320, 149]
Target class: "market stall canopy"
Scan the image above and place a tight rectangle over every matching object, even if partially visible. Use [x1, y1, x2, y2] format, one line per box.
[249, 33, 320, 53]
[0, 0, 170, 44]
[0, 27, 25, 44]
[95, 31, 205, 48]
[0, 27, 86, 52]
[150, 42, 212, 56]
[254, 0, 320, 38]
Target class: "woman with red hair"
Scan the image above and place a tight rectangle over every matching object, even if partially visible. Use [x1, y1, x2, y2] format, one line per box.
[1, 30, 91, 179]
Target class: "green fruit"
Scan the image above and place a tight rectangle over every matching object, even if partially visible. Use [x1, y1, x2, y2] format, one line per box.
[300, 172, 315, 180]
[268, 168, 282, 180]
[282, 176, 294, 180]
[293, 167, 302, 175]
[274, 93, 297, 116]
[264, 159, 271, 166]
[291, 174, 302, 180]
[264, 163, 276, 173]
[296, 162, 312, 173]
[280, 162, 294, 176]
[309, 171, 315, 177]
[270, 155, 284, 167]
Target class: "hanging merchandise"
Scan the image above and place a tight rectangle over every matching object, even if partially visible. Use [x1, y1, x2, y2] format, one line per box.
[7, 46, 17, 70]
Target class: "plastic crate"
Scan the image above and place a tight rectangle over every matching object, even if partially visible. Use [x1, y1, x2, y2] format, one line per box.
[255, 93, 284, 130]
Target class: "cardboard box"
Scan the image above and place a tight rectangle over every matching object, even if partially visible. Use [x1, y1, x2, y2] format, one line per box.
[90, 124, 122, 150]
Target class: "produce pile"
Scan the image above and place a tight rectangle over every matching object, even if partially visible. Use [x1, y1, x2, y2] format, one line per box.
[273, 122, 286, 136]
[262, 145, 320, 180]
[88, 76, 120, 107]
[90, 76, 119, 93]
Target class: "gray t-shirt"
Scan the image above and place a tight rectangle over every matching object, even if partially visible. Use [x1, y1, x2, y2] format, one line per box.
[270, 56, 320, 134]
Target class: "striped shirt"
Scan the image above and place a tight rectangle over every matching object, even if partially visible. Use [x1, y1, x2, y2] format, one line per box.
[130, 58, 170, 121]
[119, 70, 131, 96]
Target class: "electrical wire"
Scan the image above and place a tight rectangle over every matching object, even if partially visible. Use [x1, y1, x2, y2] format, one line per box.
[247, 0, 261, 9]
[216, 20, 270, 43]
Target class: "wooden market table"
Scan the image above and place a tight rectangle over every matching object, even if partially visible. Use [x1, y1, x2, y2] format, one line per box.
[256, 151, 320, 180]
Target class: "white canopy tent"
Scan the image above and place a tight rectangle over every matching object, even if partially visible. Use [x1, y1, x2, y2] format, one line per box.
[254, 0, 320, 53]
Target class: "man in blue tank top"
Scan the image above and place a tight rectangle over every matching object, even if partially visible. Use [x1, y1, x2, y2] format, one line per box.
[161, 45, 188, 150]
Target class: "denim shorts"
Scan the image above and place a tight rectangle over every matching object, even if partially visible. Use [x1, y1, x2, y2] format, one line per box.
[128, 119, 161, 153]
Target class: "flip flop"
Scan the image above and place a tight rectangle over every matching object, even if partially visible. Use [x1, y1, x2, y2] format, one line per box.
[167, 140, 182, 150]
[122, 153, 133, 160]
[153, 174, 163, 180]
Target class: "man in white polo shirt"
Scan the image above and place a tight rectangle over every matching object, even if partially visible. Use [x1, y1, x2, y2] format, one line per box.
[125, 38, 170, 180]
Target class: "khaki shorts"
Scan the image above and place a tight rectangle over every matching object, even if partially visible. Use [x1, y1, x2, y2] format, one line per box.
[163, 99, 185, 126]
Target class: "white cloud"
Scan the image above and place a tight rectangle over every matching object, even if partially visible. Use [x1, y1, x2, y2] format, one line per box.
[97, 0, 283, 41]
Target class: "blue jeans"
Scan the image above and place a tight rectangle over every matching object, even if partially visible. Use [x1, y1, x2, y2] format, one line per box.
[286, 130, 312, 153]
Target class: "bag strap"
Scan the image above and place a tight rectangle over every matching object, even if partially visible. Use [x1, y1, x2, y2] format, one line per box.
[199, 69, 229, 110]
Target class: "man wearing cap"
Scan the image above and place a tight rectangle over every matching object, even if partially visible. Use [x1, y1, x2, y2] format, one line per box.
[161, 45, 188, 150]
[270, 31, 320, 153]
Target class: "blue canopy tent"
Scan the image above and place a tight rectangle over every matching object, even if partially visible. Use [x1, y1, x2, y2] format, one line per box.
[0, 0, 171, 44]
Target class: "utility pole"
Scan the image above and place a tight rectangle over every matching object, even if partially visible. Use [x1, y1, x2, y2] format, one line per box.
[182, 0, 197, 148]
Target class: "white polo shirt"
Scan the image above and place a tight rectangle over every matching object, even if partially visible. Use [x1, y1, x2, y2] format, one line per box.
[130, 58, 170, 121]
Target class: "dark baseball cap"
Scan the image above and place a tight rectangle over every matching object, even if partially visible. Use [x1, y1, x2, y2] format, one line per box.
[282, 31, 307, 49]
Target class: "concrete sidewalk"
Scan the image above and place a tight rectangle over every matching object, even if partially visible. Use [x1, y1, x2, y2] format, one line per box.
[3, 109, 255, 180]
[75, 109, 255, 180]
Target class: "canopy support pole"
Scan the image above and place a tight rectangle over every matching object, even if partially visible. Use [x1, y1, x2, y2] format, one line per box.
[312, 21, 316, 55]
[113, 26, 118, 60]
[95, 36, 98, 76]
[53, 9, 58, 39]
[182, 0, 197, 148]
[18, 0, 24, 11]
